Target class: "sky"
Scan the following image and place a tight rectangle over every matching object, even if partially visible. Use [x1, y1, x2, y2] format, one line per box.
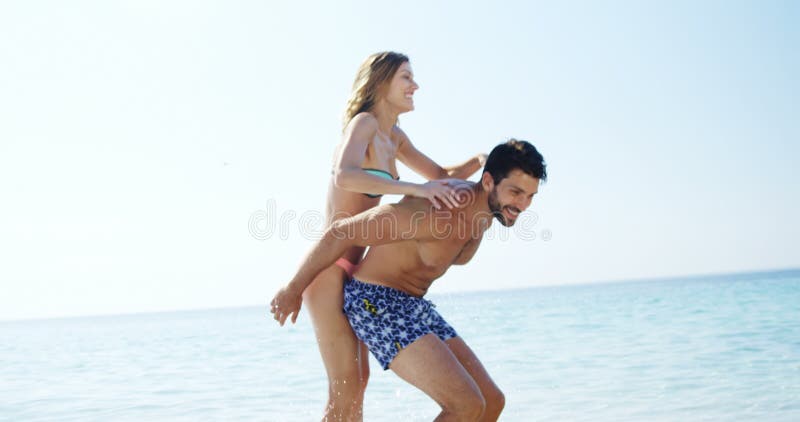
[1, 0, 798, 321]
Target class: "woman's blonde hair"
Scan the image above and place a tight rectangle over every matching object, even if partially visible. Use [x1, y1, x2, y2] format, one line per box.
[343, 51, 409, 129]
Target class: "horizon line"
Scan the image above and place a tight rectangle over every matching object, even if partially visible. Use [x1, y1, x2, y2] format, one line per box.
[2, 266, 798, 324]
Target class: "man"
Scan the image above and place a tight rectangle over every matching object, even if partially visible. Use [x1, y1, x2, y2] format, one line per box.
[271, 139, 547, 421]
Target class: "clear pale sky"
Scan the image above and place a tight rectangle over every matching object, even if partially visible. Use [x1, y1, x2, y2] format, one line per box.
[1, 1, 798, 321]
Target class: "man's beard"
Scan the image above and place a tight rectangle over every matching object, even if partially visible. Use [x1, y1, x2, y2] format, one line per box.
[488, 188, 519, 227]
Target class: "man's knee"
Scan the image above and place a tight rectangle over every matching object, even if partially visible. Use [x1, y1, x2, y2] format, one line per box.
[442, 389, 486, 420]
[483, 386, 505, 419]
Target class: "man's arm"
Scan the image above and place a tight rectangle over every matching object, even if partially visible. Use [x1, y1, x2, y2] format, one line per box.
[270, 199, 439, 325]
[283, 202, 432, 296]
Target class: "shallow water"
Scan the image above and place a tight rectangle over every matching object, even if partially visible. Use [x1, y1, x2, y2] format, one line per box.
[2, 270, 799, 421]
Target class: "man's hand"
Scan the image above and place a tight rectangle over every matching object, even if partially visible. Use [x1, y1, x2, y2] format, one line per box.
[270, 284, 303, 326]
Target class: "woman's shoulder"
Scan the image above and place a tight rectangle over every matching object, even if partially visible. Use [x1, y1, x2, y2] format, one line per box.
[347, 112, 379, 130]
[342, 112, 379, 144]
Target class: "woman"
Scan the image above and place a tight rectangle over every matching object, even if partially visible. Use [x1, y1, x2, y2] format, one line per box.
[272, 52, 486, 421]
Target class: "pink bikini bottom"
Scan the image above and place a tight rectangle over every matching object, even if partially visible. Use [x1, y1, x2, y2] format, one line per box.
[334, 258, 358, 279]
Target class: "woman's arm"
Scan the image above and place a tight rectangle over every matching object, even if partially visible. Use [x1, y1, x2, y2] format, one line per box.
[333, 113, 459, 209]
[333, 113, 420, 196]
[442, 154, 488, 180]
[395, 128, 486, 180]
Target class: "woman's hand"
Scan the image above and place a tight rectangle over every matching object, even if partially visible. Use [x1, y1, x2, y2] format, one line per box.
[413, 180, 462, 209]
[414, 179, 475, 209]
[270, 284, 303, 326]
[477, 153, 488, 168]
[438, 178, 475, 208]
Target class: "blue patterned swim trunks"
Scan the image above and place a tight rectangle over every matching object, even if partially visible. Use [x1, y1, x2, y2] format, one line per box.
[343, 278, 458, 370]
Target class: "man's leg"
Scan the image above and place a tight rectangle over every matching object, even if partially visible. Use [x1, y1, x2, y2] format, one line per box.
[389, 334, 486, 421]
[445, 337, 505, 421]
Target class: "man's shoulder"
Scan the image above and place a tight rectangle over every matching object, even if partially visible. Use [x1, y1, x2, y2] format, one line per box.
[396, 197, 457, 219]
[398, 196, 430, 208]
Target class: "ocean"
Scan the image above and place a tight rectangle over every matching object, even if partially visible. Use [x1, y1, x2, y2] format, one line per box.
[2, 270, 799, 421]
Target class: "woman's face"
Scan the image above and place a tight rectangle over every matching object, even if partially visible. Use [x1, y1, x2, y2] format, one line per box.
[383, 61, 419, 113]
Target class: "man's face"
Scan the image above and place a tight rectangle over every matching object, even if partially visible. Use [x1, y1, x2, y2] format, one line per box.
[486, 169, 540, 227]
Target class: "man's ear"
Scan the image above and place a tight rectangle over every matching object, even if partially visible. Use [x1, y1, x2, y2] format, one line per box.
[480, 172, 494, 191]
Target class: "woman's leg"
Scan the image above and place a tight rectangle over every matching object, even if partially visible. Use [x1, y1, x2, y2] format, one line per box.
[358, 340, 370, 399]
[303, 265, 366, 422]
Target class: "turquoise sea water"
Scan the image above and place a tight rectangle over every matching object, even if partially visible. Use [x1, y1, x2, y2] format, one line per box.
[2, 270, 799, 421]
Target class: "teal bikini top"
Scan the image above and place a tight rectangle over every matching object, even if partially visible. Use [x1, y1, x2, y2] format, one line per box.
[362, 168, 399, 198]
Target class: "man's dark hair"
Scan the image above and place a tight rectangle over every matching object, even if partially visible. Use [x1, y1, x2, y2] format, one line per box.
[484, 139, 547, 184]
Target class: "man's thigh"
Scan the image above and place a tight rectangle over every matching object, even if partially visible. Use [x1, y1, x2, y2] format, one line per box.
[445, 336, 502, 400]
[389, 333, 482, 405]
